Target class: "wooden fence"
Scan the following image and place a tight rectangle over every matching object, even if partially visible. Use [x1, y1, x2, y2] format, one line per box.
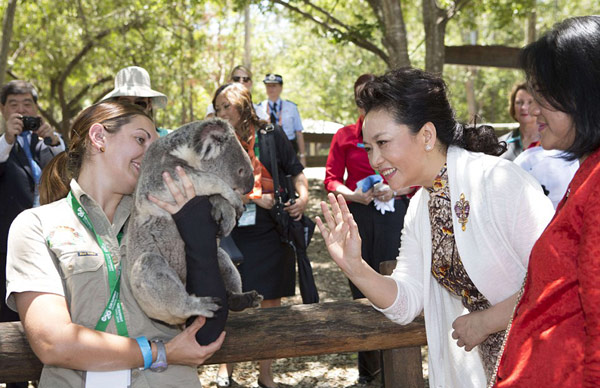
[0, 261, 429, 387]
[0, 300, 426, 387]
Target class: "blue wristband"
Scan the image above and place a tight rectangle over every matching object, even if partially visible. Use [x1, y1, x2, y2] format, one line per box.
[135, 336, 153, 370]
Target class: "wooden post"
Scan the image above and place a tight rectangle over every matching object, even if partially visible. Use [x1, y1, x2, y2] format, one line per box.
[380, 260, 425, 387]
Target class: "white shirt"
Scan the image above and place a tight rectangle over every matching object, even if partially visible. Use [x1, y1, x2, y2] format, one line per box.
[0, 131, 65, 163]
[514, 146, 579, 208]
[374, 146, 554, 388]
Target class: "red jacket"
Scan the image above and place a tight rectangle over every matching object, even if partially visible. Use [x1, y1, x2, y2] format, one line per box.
[495, 147, 600, 387]
[324, 117, 377, 192]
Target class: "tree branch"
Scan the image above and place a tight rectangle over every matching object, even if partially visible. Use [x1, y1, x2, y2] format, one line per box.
[57, 18, 146, 89]
[271, 0, 390, 65]
[365, 0, 384, 28]
[67, 76, 112, 110]
[442, 0, 472, 24]
[299, 0, 352, 30]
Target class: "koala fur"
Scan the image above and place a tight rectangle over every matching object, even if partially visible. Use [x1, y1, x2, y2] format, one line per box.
[126, 118, 263, 325]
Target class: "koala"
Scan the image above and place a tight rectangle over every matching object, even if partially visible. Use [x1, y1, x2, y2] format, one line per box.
[126, 118, 263, 326]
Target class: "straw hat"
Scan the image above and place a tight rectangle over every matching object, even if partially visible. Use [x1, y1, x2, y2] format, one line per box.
[101, 66, 168, 109]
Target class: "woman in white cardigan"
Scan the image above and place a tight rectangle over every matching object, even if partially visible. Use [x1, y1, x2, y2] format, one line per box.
[316, 68, 554, 388]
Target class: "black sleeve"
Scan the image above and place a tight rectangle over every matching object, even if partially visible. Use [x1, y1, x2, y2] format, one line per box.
[273, 125, 304, 177]
[172, 196, 228, 346]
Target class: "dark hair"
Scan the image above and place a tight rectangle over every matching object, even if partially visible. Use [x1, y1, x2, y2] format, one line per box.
[1, 80, 39, 105]
[354, 73, 376, 108]
[357, 67, 506, 156]
[520, 16, 600, 161]
[212, 83, 267, 142]
[508, 82, 528, 122]
[40, 101, 152, 204]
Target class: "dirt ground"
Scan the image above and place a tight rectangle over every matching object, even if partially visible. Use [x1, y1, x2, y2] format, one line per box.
[196, 178, 429, 388]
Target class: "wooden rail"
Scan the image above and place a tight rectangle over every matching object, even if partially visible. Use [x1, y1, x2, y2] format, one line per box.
[0, 300, 427, 386]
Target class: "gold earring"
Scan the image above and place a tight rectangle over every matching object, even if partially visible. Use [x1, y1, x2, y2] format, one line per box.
[100, 146, 105, 152]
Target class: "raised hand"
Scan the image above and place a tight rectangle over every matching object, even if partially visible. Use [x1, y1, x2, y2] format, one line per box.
[315, 193, 363, 277]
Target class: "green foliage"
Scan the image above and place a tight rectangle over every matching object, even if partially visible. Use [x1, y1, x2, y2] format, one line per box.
[0, 0, 595, 137]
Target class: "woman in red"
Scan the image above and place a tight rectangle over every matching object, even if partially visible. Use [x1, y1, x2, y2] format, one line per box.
[493, 16, 600, 387]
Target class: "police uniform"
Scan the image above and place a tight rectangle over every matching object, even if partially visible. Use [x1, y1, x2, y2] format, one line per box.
[259, 74, 304, 153]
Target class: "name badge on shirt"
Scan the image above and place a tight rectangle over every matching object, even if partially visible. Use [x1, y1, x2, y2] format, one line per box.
[238, 203, 257, 227]
[85, 370, 131, 388]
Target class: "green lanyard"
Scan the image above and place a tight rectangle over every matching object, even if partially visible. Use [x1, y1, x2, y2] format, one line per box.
[67, 191, 129, 337]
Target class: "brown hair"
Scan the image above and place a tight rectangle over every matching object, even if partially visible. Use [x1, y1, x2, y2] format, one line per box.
[508, 82, 528, 122]
[40, 101, 152, 204]
[212, 83, 267, 142]
[229, 65, 253, 80]
[354, 73, 376, 107]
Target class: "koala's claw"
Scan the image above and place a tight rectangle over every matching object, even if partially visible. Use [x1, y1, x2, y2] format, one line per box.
[187, 295, 222, 318]
[209, 195, 238, 237]
[227, 290, 264, 312]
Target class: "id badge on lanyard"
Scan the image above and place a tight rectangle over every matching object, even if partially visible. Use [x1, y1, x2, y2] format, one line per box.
[238, 203, 257, 226]
[68, 192, 132, 387]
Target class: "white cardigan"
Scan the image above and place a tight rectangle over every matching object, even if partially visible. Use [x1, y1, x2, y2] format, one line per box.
[376, 146, 555, 388]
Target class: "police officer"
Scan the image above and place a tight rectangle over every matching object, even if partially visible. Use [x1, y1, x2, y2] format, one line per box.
[259, 74, 306, 166]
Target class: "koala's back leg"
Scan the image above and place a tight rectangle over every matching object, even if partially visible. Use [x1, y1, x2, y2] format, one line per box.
[130, 252, 221, 325]
[217, 248, 263, 311]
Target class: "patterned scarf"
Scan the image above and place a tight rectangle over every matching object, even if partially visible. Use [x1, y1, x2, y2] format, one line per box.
[237, 124, 274, 199]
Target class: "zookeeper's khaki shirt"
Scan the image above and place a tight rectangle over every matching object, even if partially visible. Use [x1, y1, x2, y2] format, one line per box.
[6, 179, 201, 388]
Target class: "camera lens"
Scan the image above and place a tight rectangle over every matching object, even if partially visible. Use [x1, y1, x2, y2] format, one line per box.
[20, 116, 42, 132]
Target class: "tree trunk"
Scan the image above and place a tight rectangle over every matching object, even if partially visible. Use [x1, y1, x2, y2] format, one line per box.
[464, 31, 478, 119]
[527, 1, 537, 43]
[380, 0, 410, 68]
[244, 5, 252, 69]
[0, 0, 18, 86]
[422, 0, 448, 75]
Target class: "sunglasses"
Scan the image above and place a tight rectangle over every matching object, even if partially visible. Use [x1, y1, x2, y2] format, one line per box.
[134, 100, 149, 109]
[232, 76, 251, 83]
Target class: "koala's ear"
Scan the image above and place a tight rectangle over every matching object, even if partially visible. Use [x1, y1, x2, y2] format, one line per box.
[195, 122, 229, 160]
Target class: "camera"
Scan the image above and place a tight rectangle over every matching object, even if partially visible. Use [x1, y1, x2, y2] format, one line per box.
[20, 116, 41, 132]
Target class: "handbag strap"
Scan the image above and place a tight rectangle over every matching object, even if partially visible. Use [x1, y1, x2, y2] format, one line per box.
[261, 124, 283, 204]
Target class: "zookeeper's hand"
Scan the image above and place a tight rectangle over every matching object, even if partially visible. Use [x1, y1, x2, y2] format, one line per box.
[451, 310, 491, 351]
[284, 196, 306, 221]
[165, 316, 226, 366]
[148, 166, 197, 214]
[252, 193, 275, 210]
[315, 193, 363, 277]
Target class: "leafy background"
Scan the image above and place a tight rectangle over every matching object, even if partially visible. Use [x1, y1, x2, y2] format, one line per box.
[1, 0, 596, 134]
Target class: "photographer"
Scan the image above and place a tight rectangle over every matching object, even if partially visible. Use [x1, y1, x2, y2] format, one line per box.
[0, 80, 65, 325]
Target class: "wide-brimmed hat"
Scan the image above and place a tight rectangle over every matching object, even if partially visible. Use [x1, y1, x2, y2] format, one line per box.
[101, 66, 168, 109]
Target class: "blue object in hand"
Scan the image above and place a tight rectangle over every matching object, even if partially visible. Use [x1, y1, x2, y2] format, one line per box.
[356, 174, 383, 192]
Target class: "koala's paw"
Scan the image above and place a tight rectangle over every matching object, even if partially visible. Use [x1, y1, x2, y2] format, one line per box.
[209, 195, 237, 237]
[227, 290, 264, 312]
[187, 295, 222, 318]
